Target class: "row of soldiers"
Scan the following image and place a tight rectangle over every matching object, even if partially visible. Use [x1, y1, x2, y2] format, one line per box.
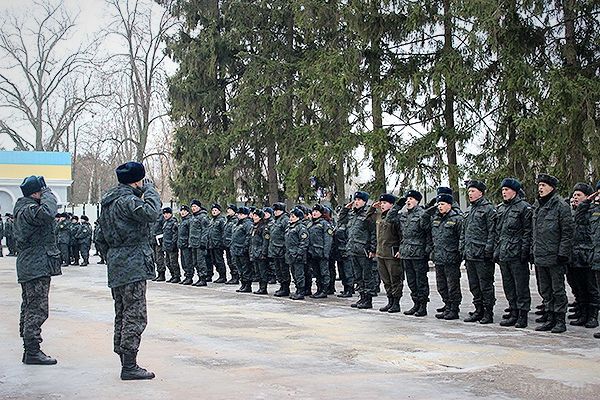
[0, 213, 17, 256]
[145, 173, 600, 338]
[54, 213, 93, 266]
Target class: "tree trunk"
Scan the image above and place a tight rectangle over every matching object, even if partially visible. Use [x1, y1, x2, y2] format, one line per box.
[443, 0, 459, 203]
[369, 2, 386, 194]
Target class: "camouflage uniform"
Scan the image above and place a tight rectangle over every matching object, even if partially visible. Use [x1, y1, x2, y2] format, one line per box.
[285, 219, 309, 294]
[97, 183, 160, 355]
[178, 213, 193, 281]
[14, 188, 60, 353]
[230, 217, 253, 285]
[249, 219, 269, 291]
[75, 220, 93, 265]
[56, 219, 71, 265]
[69, 220, 81, 264]
[93, 222, 107, 264]
[223, 213, 239, 282]
[307, 216, 333, 296]
[151, 215, 165, 274]
[268, 212, 290, 289]
[162, 216, 180, 280]
[5, 216, 16, 255]
[189, 209, 209, 281]
[207, 213, 227, 281]
[332, 222, 354, 295]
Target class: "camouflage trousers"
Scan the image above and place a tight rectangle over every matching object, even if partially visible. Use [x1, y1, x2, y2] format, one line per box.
[153, 242, 165, 273]
[111, 280, 148, 355]
[20, 276, 51, 349]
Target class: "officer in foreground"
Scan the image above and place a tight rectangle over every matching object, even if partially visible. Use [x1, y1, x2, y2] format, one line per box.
[97, 162, 161, 380]
[14, 175, 60, 365]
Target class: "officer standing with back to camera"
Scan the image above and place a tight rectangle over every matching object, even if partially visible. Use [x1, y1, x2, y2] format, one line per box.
[14, 175, 61, 365]
[96, 161, 160, 380]
[76, 215, 93, 266]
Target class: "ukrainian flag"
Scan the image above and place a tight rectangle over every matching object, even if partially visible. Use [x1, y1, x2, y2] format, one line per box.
[0, 151, 72, 180]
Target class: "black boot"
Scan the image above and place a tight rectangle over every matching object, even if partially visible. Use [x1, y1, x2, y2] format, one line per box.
[274, 283, 290, 297]
[464, 304, 484, 322]
[357, 294, 373, 309]
[414, 301, 427, 317]
[535, 312, 548, 323]
[254, 282, 268, 295]
[594, 331, 600, 339]
[214, 276, 227, 284]
[514, 310, 528, 328]
[535, 311, 556, 331]
[551, 312, 567, 333]
[351, 293, 365, 308]
[23, 342, 57, 365]
[311, 290, 328, 299]
[226, 277, 239, 285]
[585, 306, 599, 328]
[570, 304, 588, 326]
[500, 310, 518, 327]
[154, 271, 166, 282]
[388, 297, 401, 313]
[168, 276, 181, 283]
[181, 277, 193, 285]
[479, 307, 494, 324]
[379, 296, 394, 312]
[404, 301, 420, 316]
[337, 286, 353, 298]
[435, 304, 449, 319]
[193, 278, 207, 286]
[290, 289, 305, 300]
[436, 304, 447, 313]
[502, 308, 512, 320]
[535, 304, 545, 315]
[120, 352, 155, 380]
[444, 305, 460, 320]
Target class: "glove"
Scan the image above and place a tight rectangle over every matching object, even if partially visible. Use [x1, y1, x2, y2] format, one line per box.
[426, 197, 437, 209]
[396, 197, 407, 208]
[425, 205, 437, 216]
[37, 176, 47, 190]
[558, 255, 569, 265]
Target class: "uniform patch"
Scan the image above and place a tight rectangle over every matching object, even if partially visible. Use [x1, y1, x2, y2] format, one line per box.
[264, 234, 270, 239]
[300, 232, 308, 239]
[446, 221, 455, 225]
[327, 228, 334, 235]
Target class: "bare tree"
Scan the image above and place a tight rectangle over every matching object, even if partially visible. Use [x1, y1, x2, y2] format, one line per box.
[0, 0, 101, 151]
[104, 0, 177, 161]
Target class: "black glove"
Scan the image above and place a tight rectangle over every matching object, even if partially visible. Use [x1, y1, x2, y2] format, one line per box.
[426, 197, 437, 209]
[425, 205, 437, 216]
[397, 197, 407, 208]
[37, 176, 47, 190]
[558, 255, 569, 265]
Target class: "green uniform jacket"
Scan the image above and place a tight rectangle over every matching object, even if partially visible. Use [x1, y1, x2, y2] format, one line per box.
[338, 205, 376, 257]
[398, 206, 429, 260]
[207, 214, 226, 249]
[429, 209, 463, 266]
[230, 217, 252, 257]
[56, 220, 71, 244]
[189, 209, 209, 249]
[97, 183, 161, 288]
[13, 188, 60, 283]
[178, 214, 191, 249]
[249, 220, 268, 261]
[285, 220, 308, 265]
[460, 197, 496, 261]
[369, 206, 402, 260]
[307, 217, 333, 259]
[494, 196, 532, 263]
[574, 199, 598, 269]
[267, 213, 289, 258]
[75, 221, 93, 246]
[162, 217, 178, 252]
[531, 191, 574, 267]
[223, 214, 237, 248]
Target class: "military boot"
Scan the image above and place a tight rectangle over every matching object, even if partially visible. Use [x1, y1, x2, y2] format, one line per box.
[535, 311, 556, 331]
[404, 301, 420, 316]
[502, 308, 512, 320]
[535, 304, 545, 316]
[240, 282, 253, 293]
[444, 305, 460, 320]
[181, 277, 193, 285]
[479, 307, 494, 324]
[337, 286, 353, 298]
[226, 277, 239, 285]
[357, 294, 373, 309]
[414, 301, 427, 317]
[388, 297, 401, 313]
[585, 307, 599, 329]
[80, 260, 88, 267]
[379, 296, 394, 312]
[500, 310, 518, 327]
[311, 290, 328, 299]
[23, 342, 57, 365]
[351, 293, 365, 308]
[193, 278, 207, 287]
[214, 276, 227, 284]
[290, 289, 305, 300]
[514, 310, 528, 328]
[551, 312, 567, 333]
[435, 304, 449, 319]
[570, 305, 588, 326]
[464, 304, 484, 322]
[168, 276, 180, 283]
[254, 282, 268, 295]
[535, 311, 548, 323]
[154, 271, 165, 282]
[594, 331, 600, 339]
[120, 352, 155, 380]
[273, 283, 290, 297]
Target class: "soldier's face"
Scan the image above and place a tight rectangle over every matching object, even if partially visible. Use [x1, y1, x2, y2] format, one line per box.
[227, 209, 235, 216]
[502, 187, 517, 201]
[180, 210, 189, 217]
[212, 208, 220, 216]
[274, 210, 283, 217]
[264, 212, 271, 219]
[468, 188, 483, 202]
[312, 210, 322, 219]
[163, 213, 172, 220]
[191, 204, 200, 213]
[237, 213, 247, 220]
[406, 197, 418, 209]
[290, 214, 299, 223]
[571, 191, 586, 206]
[353, 198, 366, 208]
[252, 214, 261, 223]
[438, 202, 451, 214]
[380, 201, 393, 212]
[538, 182, 553, 197]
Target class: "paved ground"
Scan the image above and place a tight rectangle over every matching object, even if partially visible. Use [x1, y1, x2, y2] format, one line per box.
[1, 255, 599, 400]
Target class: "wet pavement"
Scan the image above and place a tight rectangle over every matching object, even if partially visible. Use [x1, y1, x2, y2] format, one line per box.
[1, 256, 599, 400]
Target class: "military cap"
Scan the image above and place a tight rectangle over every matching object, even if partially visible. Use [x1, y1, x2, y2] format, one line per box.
[254, 209, 265, 219]
[211, 203, 222, 211]
[115, 161, 145, 184]
[354, 191, 369, 201]
[323, 206, 332, 216]
[227, 204, 238, 212]
[80, 215, 89, 221]
[272, 202, 286, 212]
[238, 206, 250, 215]
[466, 179, 487, 193]
[291, 207, 304, 219]
[379, 193, 398, 204]
[190, 199, 202, 208]
[71, 215, 79, 221]
[501, 178, 522, 193]
[404, 190, 423, 202]
[573, 182, 593, 196]
[180, 205, 190, 212]
[162, 207, 173, 214]
[313, 203, 325, 214]
[537, 173, 559, 188]
[437, 193, 454, 205]
[20, 175, 44, 197]
[263, 207, 274, 215]
[437, 186, 453, 195]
